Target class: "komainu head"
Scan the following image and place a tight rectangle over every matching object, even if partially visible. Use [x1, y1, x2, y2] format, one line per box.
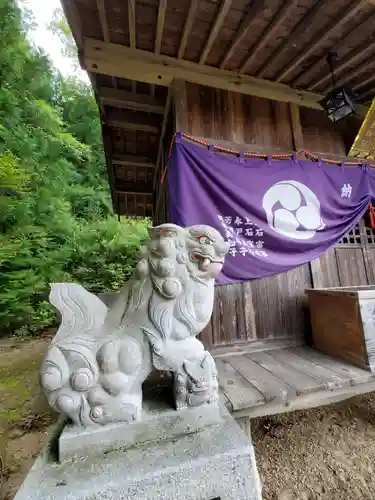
[143, 223, 229, 282]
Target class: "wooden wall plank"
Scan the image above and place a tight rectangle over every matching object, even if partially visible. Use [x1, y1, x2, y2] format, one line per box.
[336, 249, 368, 286]
[211, 284, 247, 345]
[161, 80, 368, 348]
[241, 282, 257, 341]
[251, 275, 283, 340]
[310, 248, 341, 288]
[365, 249, 375, 284]
[300, 107, 347, 155]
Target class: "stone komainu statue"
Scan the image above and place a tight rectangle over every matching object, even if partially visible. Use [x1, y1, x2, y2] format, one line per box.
[40, 224, 230, 426]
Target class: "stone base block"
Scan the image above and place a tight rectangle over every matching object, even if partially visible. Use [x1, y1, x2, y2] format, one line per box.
[14, 411, 262, 500]
[59, 397, 221, 462]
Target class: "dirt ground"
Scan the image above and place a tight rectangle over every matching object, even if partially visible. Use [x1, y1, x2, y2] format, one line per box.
[2, 338, 375, 500]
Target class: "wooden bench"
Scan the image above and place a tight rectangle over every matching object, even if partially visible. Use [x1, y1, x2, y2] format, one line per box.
[214, 344, 375, 419]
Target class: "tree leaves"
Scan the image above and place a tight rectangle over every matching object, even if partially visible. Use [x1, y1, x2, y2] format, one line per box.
[0, 0, 148, 335]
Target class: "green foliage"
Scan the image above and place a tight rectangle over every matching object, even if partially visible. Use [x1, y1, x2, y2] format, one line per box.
[48, 7, 79, 65]
[0, 0, 149, 336]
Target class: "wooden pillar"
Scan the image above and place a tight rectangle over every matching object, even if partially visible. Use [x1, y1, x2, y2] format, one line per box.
[289, 103, 304, 153]
[172, 79, 188, 132]
[102, 124, 120, 214]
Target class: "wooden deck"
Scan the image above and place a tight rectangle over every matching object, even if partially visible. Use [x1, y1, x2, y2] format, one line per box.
[216, 346, 375, 419]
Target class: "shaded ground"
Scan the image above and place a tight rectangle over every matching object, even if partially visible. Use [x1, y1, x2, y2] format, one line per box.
[2, 337, 375, 499]
[0, 337, 56, 500]
[252, 395, 375, 499]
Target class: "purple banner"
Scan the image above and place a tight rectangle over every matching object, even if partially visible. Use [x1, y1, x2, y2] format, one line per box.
[168, 136, 375, 284]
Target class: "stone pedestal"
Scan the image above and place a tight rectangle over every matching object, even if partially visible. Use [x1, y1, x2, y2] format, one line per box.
[14, 407, 262, 500]
[59, 395, 221, 462]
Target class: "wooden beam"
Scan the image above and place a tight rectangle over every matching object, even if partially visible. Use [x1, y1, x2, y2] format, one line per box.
[106, 119, 160, 134]
[276, 0, 368, 83]
[199, 0, 232, 65]
[307, 38, 375, 92]
[178, 0, 199, 59]
[219, 0, 265, 69]
[102, 124, 119, 213]
[153, 87, 172, 188]
[256, 0, 326, 78]
[84, 38, 368, 115]
[239, 0, 298, 74]
[155, 0, 167, 54]
[116, 189, 153, 195]
[128, 0, 136, 48]
[96, 0, 109, 41]
[113, 157, 156, 169]
[99, 87, 164, 113]
[113, 154, 155, 164]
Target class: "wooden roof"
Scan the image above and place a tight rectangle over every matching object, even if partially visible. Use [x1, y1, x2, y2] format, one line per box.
[61, 0, 375, 216]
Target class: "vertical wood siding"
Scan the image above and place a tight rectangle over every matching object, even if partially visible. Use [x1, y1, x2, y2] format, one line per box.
[154, 81, 366, 348]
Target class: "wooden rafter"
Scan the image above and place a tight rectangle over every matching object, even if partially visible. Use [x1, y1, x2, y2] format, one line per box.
[199, 0, 232, 65]
[276, 0, 368, 83]
[256, 0, 326, 78]
[100, 87, 164, 113]
[353, 74, 375, 93]
[326, 61, 375, 94]
[239, 0, 298, 75]
[307, 38, 375, 92]
[96, 0, 120, 89]
[61, 0, 84, 48]
[128, 0, 137, 93]
[151, 0, 168, 103]
[96, 0, 109, 41]
[84, 38, 368, 115]
[178, 0, 199, 59]
[153, 87, 172, 188]
[358, 89, 375, 102]
[155, 0, 167, 54]
[128, 0, 136, 48]
[219, 0, 265, 70]
[295, 11, 375, 89]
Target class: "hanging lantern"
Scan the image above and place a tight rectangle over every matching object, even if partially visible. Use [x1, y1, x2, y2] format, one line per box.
[319, 87, 356, 123]
[319, 52, 356, 123]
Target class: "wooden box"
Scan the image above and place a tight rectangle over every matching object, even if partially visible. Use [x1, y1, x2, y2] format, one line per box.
[306, 286, 375, 372]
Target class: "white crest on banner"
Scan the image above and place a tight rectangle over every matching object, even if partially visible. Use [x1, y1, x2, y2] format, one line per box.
[262, 180, 325, 241]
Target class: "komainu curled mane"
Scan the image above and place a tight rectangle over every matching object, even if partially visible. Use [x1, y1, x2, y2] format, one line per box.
[40, 224, 229, 426]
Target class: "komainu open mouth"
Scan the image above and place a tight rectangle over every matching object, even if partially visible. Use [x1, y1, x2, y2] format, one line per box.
[191, 252, 224, 267]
